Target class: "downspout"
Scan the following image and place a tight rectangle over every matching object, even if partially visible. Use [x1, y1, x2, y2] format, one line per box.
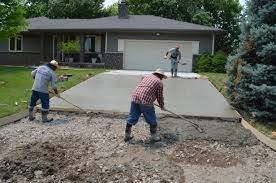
[212, 33, 215, 55]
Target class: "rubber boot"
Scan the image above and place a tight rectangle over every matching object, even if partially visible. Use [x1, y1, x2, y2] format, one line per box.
[124, 123, 134, 142]
[150, 125, 161, 142]
[174, 69, 178, 77]
[41, 111, 53, 123]
[28, 107, 35, 121]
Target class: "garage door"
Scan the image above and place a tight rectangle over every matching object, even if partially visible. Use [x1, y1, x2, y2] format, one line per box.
[124, 40, 194, 72]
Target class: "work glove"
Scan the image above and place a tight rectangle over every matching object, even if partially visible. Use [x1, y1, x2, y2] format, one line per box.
[164, 55, 168, 59]
[53, 88, 59, 96]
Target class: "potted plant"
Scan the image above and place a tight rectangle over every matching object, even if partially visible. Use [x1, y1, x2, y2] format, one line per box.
[58, 40, 80, 62]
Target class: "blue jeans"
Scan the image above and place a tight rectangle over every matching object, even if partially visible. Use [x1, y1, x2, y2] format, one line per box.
[127, 102, 157, 126]
[29, 90, 50, 111]
[171, 58, 178, 77]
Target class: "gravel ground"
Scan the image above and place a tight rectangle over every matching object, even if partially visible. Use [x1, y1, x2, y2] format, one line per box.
[0, 112, 275, 183]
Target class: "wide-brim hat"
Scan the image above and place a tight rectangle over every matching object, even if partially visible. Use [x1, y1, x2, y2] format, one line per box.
[153, 68, 167, 79]
[49, 60, 60, 68]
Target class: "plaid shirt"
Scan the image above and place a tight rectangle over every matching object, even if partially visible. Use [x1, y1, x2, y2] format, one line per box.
[131, 74, 164, 107]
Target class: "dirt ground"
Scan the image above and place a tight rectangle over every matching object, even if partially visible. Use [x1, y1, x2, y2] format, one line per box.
[0, 112, 275, 183]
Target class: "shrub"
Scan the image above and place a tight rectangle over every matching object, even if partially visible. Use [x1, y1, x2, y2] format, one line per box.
[195, 51, 227, 73]
[212, 51, 227, 73]
[58, 40, 80, 55]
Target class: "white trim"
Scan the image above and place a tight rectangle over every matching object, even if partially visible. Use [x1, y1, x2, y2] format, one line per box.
[9, 35, 23, 52]
[105, 32, 108, 53]
[105, 52, 123, 53]
[84, 35, 97, 53]
[121, 39, 194, 44]
[85, 35, 97, 37]
[212, 34, 215, 55]
[95, 36, 101, 52]
[52, 35, 56, 59]
[118, 39, 125, 52]
[62, 35, 64, 61]
[192, 41, 200, 55]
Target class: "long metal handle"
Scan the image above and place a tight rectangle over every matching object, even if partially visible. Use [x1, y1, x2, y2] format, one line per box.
[50, 91, 86, 112]
[154, 103, 204, 133]
[58, 96, 86, 112]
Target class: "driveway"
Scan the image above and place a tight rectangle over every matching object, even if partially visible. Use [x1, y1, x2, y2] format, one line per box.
[50, 72, 240, 120]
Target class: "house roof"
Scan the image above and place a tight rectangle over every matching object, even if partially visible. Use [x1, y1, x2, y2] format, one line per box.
[26, 15, 222, 33]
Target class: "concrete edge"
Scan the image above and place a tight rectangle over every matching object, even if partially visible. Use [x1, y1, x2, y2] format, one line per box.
[0, 110, 28, 127]
[205, 78, 242, 121]
[49, 107, 240, 122]
[241, 118, 276, 151]
[0, 104, 241, 128]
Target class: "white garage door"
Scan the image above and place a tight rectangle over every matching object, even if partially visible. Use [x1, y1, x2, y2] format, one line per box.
[124, 40, 194, 72]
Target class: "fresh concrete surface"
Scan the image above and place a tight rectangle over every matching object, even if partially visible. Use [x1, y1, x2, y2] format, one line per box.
[104, 70, 200, 79]
[50, 73, 240, 119]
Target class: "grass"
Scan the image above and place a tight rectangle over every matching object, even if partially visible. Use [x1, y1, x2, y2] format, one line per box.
[0, 66, 105, 118]
[200, 72, 228, 98]
[200, 72, 276, 139]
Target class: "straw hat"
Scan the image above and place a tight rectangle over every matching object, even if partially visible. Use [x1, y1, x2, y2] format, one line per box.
[49, 60, 60, 68]
[153, 68, 167, 79]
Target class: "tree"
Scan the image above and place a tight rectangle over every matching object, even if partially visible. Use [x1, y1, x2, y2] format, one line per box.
[201, 0, 242, 53]
[226, 0, 276, 121]
[104, 3, 118, 16]
[24, 0, 49, 18]
[192, 11, 214, 26]
[127, 0, 200, 22]
[47, 0, 105, 19]
[0, 0, 26, 39]
[126, 0, 242, 53]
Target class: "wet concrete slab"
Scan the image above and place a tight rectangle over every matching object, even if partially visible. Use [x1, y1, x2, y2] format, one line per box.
[105, 70, 200, 79]
[50, 73, 240, 120]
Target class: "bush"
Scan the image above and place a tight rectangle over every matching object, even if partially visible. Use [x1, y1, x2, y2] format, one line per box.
[212, 51, 228, 73]
[58, 40, 80, 55]
[195, 53, 213, 72]
[195, 51, 227, 73]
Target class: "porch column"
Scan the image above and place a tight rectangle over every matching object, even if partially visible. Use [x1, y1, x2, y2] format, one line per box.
[40, 33, 45, 62]
[80, 35, 85, 63]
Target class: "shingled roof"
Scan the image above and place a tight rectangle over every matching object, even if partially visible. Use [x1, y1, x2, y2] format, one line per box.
[26, 15, 222, 33]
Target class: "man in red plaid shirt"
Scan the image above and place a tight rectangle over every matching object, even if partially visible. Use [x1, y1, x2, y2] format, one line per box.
[124, 68, 167, 142]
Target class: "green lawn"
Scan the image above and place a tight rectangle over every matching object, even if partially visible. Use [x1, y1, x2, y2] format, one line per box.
[200, 72, 228, 98]
[200, 72, 276, 139]
[0, 66, 105, 118]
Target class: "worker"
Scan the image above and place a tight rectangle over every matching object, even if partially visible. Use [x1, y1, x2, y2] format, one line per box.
[29, 60, 59, 123]
[164, 44, 182, 77]
[124, 68, 167, 142]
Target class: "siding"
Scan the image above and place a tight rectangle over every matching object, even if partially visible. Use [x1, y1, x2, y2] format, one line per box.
[106, 32, 213, 54]
[0, 39, 9, 51]
[23, 35, 40, 52]
[0, 52, 40, 66]
[0, 34, 54, 65]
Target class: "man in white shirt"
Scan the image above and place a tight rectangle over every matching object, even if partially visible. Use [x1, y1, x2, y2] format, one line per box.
[29, 60, 59, 123]
[164, 44, 182, 77]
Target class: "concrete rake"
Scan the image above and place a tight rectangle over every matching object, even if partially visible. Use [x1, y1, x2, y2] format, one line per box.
[154, 103, 205, 133]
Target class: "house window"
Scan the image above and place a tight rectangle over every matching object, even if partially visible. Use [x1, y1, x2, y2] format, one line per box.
[85, 36, 95, 52]
[9, 36, 23, 52]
